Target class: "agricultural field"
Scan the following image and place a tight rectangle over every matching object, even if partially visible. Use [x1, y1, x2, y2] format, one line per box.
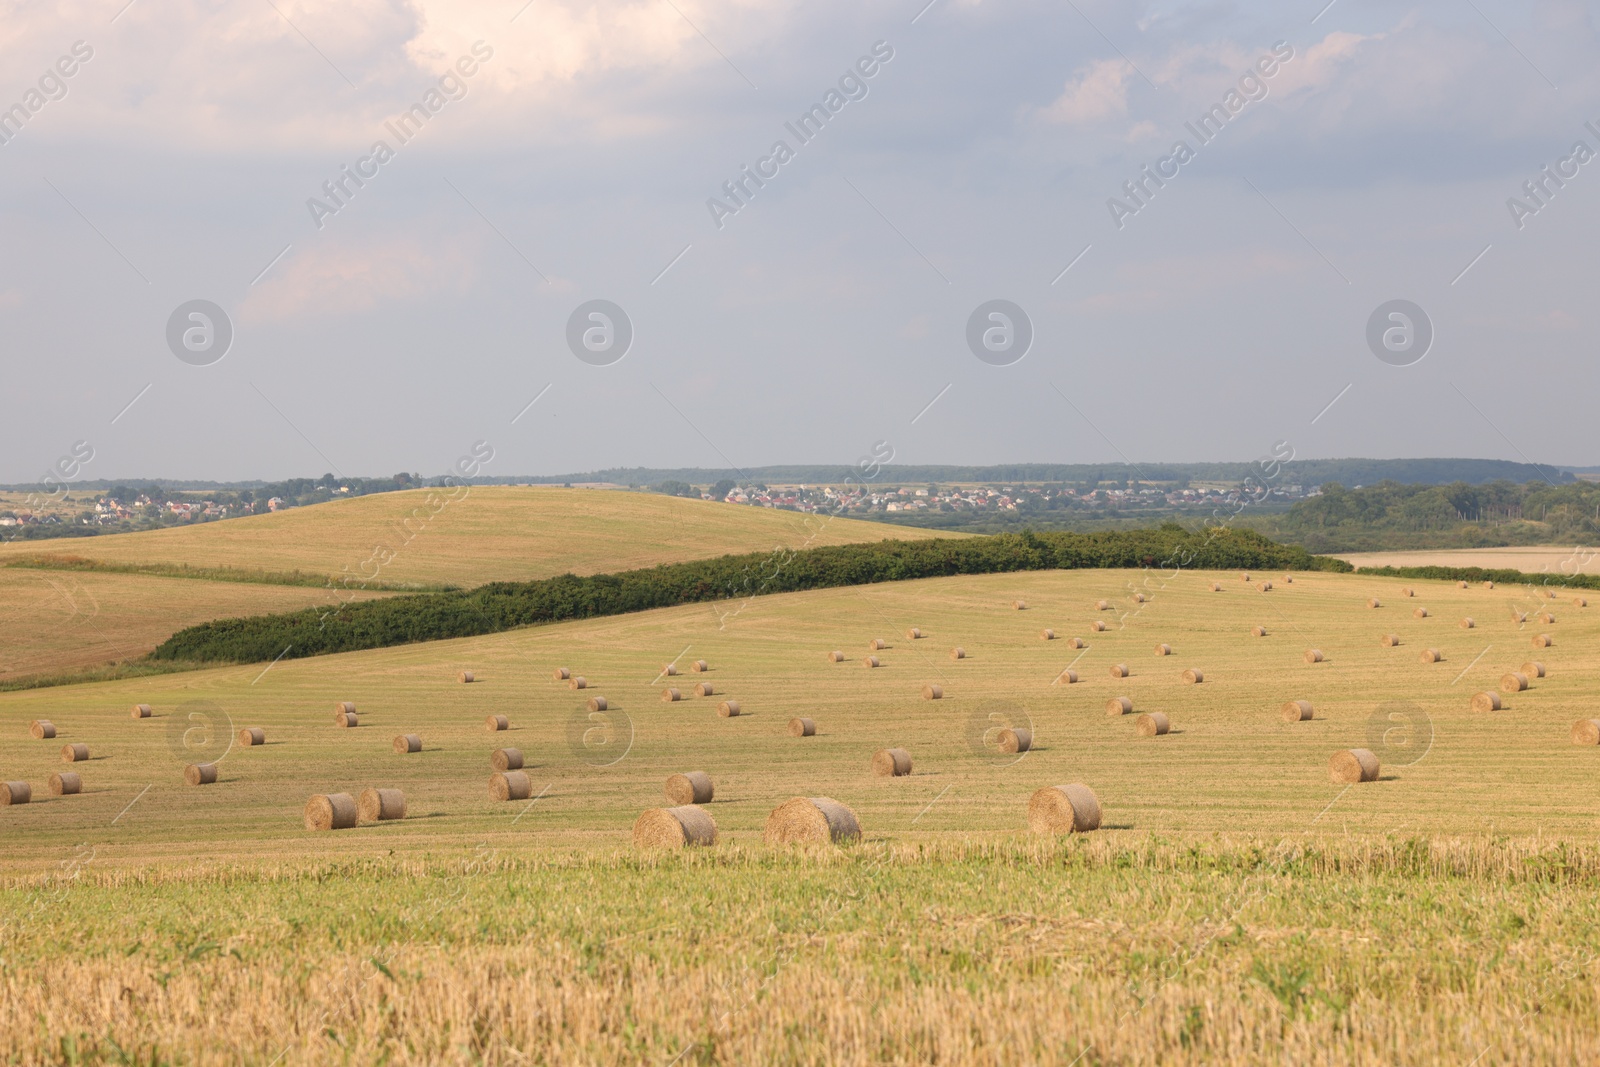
[1340, 544, 1600, 575]
[3, 565, 1599, 1062]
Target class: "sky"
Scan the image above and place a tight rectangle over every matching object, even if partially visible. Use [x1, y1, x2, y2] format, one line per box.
[1, 0, 1597, 483]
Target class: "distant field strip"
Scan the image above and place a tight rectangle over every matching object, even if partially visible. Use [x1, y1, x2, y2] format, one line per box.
[4, 554, 458, 592]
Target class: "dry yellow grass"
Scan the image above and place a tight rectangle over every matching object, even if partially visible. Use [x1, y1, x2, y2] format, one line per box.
[1340, 545, 1600, 574]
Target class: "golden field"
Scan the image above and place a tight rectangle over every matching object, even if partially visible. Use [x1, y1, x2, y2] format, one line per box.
[1339, 545, 1600, 575]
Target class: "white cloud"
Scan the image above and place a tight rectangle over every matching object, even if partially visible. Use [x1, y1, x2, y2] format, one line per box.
[1043, 58, 1131, 124]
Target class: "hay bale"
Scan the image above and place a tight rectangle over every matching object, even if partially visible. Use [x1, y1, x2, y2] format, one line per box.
[1134, 592, 1147, 603]
[459, 671, 475, 683]
[336, 712, 359, 728]
[1413, 607, 1429, 618]
[1572, 720, 1600, 746]
[691, 660, 710, 673]
[1500, 672, 1529, 693]
[789, 717, 816, 737]
[1460, 617, 1475, 629]
[304, 793, 358, 831]
[1105, 696, 1133, 716]
[665, 662, 680, 675]
[1548, 590, 1559, 599]
[694, 682, 715, 697]
[29, 720, 55, 740]
[1281, 700, 1313, 723]
[130, 704, 151, 719]
[1511, 611, 1528, 623]
[239, 727, 265, 746]
[665, 771, 714, 805]
[485, 714, 509, 732]
[1252, 626, 1268, 637]
[569, 676, 587, 690]
[1027, 784, 1100, 833]
[1459, 580, 1468, 588]
[1013, 600, 1027, 610]
[1155, 643, 1171, 656]
[1285, 575, 1294, 583]
[489, 770, 533, 801]
[1471, 691, 1503, 712]
[1534, 634, 1554, 648]
[863, 656, 880, 669]
[1182, 668, 1204, 684]
[1240, 572, 1250, 582]
[634, 805, 717, 848]
[1092, 620, 1108, 633]
[61, 743, 88, 763]
[49, 772, 81, 796]
[1058, 669, 1078, 684]
[718, 700, 741, 717]
[1521, 661, 1547, 678]
[1, 782, 31, 806]
[491, 747, 523, 771]
[1402, 587, 1415, 597]
[334, 701, 357, 717]
[1097, 599, 1110, 611]
[1368, 598, 1382, 608]
[1068, 637, 1086, 648]
[1109, 663, 1129, 678]
[827, 651, 844, 663]
[869, 638, 887, 650]
[1329, 748, 1379, 784]
[1259, 581, 1273, 592]
[949, 647, 965, 660]
[998, 727, 1032, 753]
[184, 763, 218, 786]
[663, 687, 682, 702]
[1576, 597, 1588, 608]
[393, 733, 422, 754]
[907, 627, 923, 639]
[1381, 634, 1401, 647]
[1135, 712, 1170, 736]
[1041, 628, 1055, 641]
[1303, 649, 1325, 664]
[1211, 582, 1223, 592]
[1485, 581, 1495, 589]
[764, 797, 860, 844]
[1539, 612, 1557, 624]
[922, 684, 943, 700]
[587, 696, 608, 712]
[1420, 648, 1442, 663]
[553, 667, 571, 681]
[872, 748, 913, 777]
[359, 787, 406, 822]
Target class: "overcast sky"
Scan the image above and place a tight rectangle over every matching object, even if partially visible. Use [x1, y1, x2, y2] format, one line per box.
[1, 0, 1596, 482]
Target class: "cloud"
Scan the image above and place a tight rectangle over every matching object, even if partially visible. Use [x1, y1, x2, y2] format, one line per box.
[239, 235, 476, 322]
[1042, 59, 1131, 125]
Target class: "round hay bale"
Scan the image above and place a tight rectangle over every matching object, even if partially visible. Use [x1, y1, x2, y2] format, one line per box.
[1458, 580, 1468, 588]
[1058, 669, 1079, 684]
[29, 720, 55, 740]
[1211, 582, 1222, 592]
[1134, 592, 1147, 603]
[1067, 637, 1085, 648]
[61, 743, 88, 763]
[1252, 626, 1267, 637]
[1092, 621, 1107, 632]
[553, 667, 571, 681]
[489, 770, 533, 801]
[1259, 581, 1273, 592]
[691, 660, 710, 673]
[1041, 628, 1055, 641]
[1402, 587, 1415, 597]
[130, 704, 152, 719]
[863, 656, 880, 669]
[1182, 668, 1204, 684]
[1027, 784, 1101, 834]
[1135, 712, 1170, 736]
[184, 763, 217, 786]
[1155, 643, 1171, 656]
[1500, 672, 1529, 693]
[827, 651, 844, 663]
[1, 782, 32, 806]
[1548, 590, 1559, 599]
[304, 792, 358, 831]
[717, 700, 741, 717]
[1485, 581, 1495, 589]
[587, 696, 608, 712]
[949, 647, 965, 660]
[485, 714, 509, 732]
[634, 805, 717, 848]
[491, 747, 523, 771]
[907, 627, 922, 639]
[1284, 575, 1294, 583]
[359, 787, 406, 822]
[1109, 663, 1129, 678]
[1511, 611, 1528, 623]
[1471, 691, 1503, 713]
[1521, 661, 1547, 678]
[49, 772, 81, 796]
[1105, 696, 1133, 717]
[1571, 719, 1600, 746]
[1381, 634, 1401, 647]
[1013, 600, 1027, 610]
[1241, 572, 1250, 582]
[694, 682, 715, 697]
[1539, 612, 1557, 624]
[459, 671, 475, 683]
[1329, 748, 1380, 784]
[1460, 617, 1475, 629]
[334, 701, 357, 717]
[1576, 597, 1588, 608]
[922, 684, 943, 700]
[1281, 700, 1313, 723]
[1304, 649, 1324, 664]
[1413, 607, 1429, 619]
[1368, 598, 1382, 608]
[788, 717, 816, 737]
[663, 687, 682, 702]
[869, 638, 887, 650]
[1420, 648, 1442, 663]
[1534, 633, 1554, 648]
[665, 771, 714, 805]
[998, 727, 1032, 753]
[239, 727, 265, 746]
[1096, 599, 1110, 611]
[872, 747, 913, 777]
[569, 676, 587, 690]
[336, 712, 359, 728]
[665, 662, 680, 675]
[393, 733, 422, 754]
[764, 797, 860, 844]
